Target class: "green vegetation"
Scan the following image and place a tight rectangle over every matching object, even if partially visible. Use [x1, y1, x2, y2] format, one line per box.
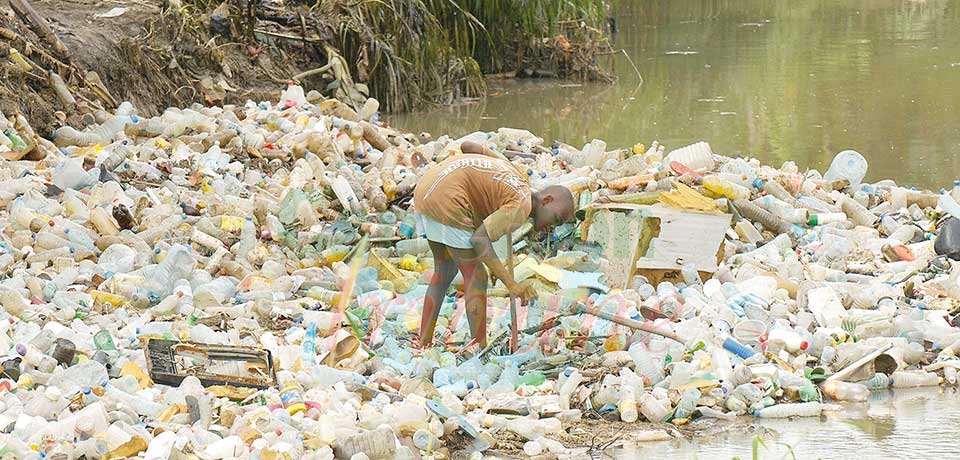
[326, 0, 614, 110]
[180, 0, 613, 111]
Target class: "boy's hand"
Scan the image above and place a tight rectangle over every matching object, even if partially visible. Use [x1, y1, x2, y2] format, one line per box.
[508, 280, 538, 304]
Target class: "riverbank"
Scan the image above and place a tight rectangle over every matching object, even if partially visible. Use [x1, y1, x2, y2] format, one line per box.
[0, 0, 613, 135]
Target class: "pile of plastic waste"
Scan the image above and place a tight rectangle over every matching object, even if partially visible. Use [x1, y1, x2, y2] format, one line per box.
[2, 82, 960, 459]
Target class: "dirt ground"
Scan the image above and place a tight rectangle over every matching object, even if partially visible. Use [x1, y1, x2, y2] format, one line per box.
[1, 0, 310, 134]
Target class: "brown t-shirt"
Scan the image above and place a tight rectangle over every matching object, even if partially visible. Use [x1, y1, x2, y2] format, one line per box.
[414, 153, 531, 241]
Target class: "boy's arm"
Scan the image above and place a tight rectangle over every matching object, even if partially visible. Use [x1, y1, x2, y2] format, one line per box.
[470, 205, 527, 290]
[470, 224, 520, 293]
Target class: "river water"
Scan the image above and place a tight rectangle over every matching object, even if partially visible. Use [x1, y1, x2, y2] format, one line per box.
[390, 0, 960, 190]
[606, 388, 960, 459]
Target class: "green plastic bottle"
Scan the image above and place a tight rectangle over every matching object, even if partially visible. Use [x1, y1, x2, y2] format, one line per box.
[517, 371, 546, 387]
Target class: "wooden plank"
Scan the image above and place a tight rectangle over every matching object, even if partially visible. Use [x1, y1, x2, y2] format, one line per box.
[586, 204, 730, 288]
[633, 204, 731, 273]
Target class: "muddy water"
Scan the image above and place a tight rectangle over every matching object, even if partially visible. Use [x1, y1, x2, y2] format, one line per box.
[390, 0, 960, 190]
[605, 388, 960, 459]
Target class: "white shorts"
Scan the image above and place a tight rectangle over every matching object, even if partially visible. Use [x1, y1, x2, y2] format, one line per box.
[416, 213, 474, 249]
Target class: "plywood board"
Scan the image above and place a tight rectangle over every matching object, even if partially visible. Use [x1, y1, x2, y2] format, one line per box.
[585, 203, 730, 288]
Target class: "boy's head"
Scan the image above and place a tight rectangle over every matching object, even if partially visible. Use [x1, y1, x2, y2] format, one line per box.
[533, 185, 575, 231]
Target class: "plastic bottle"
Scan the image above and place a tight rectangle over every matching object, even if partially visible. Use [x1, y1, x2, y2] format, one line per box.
[806, 212, 847, 226]
[618, 384, 639, 422]
[766, 329, 808, 353]
[891, 371, 940, 388]
[503, 417, 562, 441]
[558, 369, 583, 410]
[839, 195, 878, 227]
[938, 193, 960, 218]
[639, 393, 671, 423]
[664, 141, 714, 171]
[412, 428, 439, 452]
[733, 199, 795, 234]
[823, 149, 867, 186]
[821, 380, 869, 402]
[703, 175, 751, 200]
[396, 238, 431, 257]
[674, 388, 701, 420]
[681, 263, 702, 288]
[858, 373, 890, 390]
[761, 179, 795, 203]
[628, 343, 664, 385]
[754, 195, 808, 224]
[279, 380, 307, 415]
[756, 402, 822, 418]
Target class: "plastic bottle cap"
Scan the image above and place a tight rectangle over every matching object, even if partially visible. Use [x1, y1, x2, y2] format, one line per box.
[799, 341, 808, 350]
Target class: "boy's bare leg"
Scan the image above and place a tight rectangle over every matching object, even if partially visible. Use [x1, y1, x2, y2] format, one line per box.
[419, 241, 457, 349]
[449, 248, 489, 350]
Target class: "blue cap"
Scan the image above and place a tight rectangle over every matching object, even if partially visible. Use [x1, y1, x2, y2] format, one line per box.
[753, 178, 763, 189]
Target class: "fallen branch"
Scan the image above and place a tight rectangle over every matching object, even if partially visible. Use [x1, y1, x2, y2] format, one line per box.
[253, 28, 323, 43]
[9, 0, 70, 59]
[291, 62, 332, 83]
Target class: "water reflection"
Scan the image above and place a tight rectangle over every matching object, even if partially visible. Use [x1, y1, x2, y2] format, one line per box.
[601, 388, 960, 459]
[390, 0, 960, 189]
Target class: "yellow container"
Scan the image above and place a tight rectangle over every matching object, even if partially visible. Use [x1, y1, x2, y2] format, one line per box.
[321, 245, 349, 265]
[91, 290, 127, 307]
[398, 254, 423, 272]
[280, 382, 306, 416]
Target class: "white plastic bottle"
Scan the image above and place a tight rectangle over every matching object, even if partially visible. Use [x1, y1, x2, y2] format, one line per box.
[891, 371, 941, 388]
[558, 369, 583, 410]
[628, 342, 664, 385]
[618, 384, 639, 422]
[639, 393, 671, 423]
[767, 329, 808, 353]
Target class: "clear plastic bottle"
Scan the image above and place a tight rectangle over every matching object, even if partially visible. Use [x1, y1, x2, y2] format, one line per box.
[412, 428, 439, 452]
[639, 393, 671, 422]
[839, 195, 878, 227]
[674, 388, 701, 420]
[891, 371, 940, 388]
[823, 149, 867, 186]
[333, 427, 397, 459]
[756, 402, 822, 418]
[821, 380, 869, 402]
